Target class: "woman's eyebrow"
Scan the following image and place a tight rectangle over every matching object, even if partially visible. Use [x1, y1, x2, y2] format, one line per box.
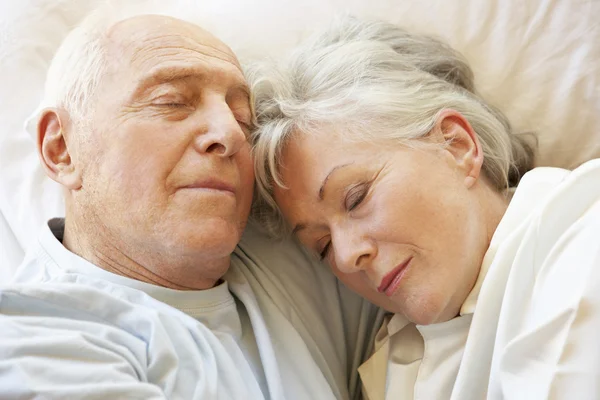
[292, 223, 307, 235]
[318, 162, 354, 200]
[292, 222, 329, 236]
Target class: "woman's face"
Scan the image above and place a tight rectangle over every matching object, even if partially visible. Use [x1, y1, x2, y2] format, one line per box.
[273, 113, 505, 325]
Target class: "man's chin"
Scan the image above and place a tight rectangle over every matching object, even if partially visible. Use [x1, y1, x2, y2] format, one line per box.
[168, 219, 243, 255]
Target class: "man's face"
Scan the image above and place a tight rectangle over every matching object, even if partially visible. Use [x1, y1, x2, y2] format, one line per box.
[74, 16, 254, 267]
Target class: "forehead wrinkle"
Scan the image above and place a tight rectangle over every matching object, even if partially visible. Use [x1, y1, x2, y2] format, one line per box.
[125, 44, 240, 78]
[105, 17, 242, 74]
[111, 40, 247, 100]
[130, 36, 239, 66]
[133, 51, 243, 82]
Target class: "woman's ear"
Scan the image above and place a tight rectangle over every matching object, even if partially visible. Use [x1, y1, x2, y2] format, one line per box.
[432, 109, 483, 189]
[37, 108, 82, 190]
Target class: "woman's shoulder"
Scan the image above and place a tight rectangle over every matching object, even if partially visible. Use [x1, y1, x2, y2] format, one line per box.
[485, 168, 600, 400]
[492, 158, 600, 291]
[514, 158, 600, 234]
[523, 158, 600, 192]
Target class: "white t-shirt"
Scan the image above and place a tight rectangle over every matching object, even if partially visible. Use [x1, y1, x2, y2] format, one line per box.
[359, 159, 600, 400]
[0, 219, 382, 399]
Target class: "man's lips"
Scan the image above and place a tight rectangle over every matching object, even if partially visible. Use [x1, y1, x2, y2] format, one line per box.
[377, 257, 413, 296]
[183, 179, 236, 194]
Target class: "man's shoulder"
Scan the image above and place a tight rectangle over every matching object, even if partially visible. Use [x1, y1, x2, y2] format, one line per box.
[0, 276, 161, 322]
[0, 276, 201, 364]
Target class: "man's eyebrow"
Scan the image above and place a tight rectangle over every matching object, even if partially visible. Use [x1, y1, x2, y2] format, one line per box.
[136, 66, 204, 90]
[132, 66, 251, 101]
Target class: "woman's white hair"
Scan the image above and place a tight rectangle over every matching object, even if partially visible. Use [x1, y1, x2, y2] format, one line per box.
[41, 0, 206, 127]
[249, 16, 536, 237]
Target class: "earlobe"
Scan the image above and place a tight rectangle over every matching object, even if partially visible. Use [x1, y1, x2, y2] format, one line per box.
[435, 109, 483, 189]
[37, 108, 82, 190]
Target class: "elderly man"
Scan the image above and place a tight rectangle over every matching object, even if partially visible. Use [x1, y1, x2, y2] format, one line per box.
[0, 10, 379, 399]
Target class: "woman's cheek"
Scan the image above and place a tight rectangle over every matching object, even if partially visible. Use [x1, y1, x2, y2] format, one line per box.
[332, 264, 373, 298]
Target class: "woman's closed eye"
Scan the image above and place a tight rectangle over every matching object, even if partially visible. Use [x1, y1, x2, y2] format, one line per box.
[319, 240, 331, 261]
[345, 182, 369, 211]
[317, 183, 371, 260]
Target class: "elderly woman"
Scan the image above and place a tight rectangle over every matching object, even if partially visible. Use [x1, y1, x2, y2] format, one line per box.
[250, 17, 600, 400]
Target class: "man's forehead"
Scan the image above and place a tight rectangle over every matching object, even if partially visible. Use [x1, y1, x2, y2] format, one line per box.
[105, 15, 240, 69]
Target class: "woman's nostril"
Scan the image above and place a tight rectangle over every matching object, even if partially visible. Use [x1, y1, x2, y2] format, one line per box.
[206, 142, 226, 154]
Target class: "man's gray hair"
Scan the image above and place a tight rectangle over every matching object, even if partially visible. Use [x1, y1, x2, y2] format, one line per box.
[249, 16, 535, 237]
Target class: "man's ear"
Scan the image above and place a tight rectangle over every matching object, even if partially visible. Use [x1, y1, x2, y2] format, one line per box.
[37, 108, 82, 190]
[431, 109, 483, 189]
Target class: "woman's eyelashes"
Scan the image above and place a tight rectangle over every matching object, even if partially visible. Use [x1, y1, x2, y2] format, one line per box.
[345, 182, 370, 211]
[319, 240, 331, 261]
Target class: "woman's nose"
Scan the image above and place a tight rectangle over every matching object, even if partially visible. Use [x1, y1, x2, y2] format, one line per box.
[332, 227, 376, 274]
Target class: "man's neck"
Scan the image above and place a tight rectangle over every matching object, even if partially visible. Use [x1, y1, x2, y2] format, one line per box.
[61, 218, 228, 291]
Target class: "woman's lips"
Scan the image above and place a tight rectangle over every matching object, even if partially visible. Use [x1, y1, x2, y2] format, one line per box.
[377, 257, 413, 296]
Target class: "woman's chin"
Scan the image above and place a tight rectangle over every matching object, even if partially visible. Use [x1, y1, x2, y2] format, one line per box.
[395, 294, 456, 326]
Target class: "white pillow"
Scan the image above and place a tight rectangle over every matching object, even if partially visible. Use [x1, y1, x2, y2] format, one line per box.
[206, 0, 600, 169]
[1, 0, 599, 278]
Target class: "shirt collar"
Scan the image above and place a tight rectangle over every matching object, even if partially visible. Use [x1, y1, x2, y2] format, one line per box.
[386, 313, 411, 337]
[37, 218, 233, 312]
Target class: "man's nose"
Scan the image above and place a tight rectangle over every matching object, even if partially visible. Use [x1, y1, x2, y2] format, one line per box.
[332, 226, 376, 274]
[194, 97, 247, 157]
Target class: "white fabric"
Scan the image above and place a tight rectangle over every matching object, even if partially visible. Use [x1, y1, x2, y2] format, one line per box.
[0, 218, 381, 399]
[359, 311, 471, 400]
[359, 159, 600, 399]
[0, 213, 23, 283]
[0, 2, 598, 397]
[454, 159, 600, 399]
[1, 0, 599, 282]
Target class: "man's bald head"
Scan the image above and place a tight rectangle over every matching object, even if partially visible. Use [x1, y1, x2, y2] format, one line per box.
[107, 15, 239, 69]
